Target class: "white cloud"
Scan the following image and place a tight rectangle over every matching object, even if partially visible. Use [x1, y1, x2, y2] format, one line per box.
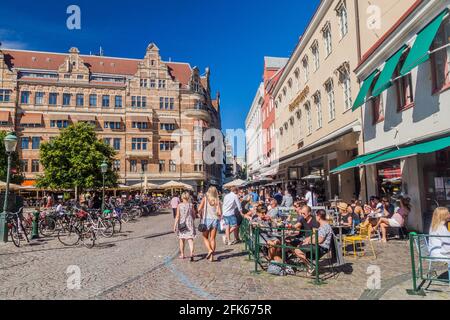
[0, 40, 28, 50]
[0, 29, 28, 50]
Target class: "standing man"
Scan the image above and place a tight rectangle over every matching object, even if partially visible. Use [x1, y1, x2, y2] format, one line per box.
[222, 187, 242, 245]
[281, 190, 294, 208]
[305, 186, 318, 207]
[170, 194, 180, 219]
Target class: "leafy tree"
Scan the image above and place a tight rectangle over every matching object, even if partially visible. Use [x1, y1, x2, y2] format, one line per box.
[0, 131, 24, 185]
[37, 123, 118, 190]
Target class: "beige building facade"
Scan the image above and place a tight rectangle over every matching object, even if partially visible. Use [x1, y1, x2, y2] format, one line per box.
[0, 44, 222, 190]
[271, 0, 417, 202]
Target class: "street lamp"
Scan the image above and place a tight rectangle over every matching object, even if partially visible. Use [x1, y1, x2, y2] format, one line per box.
[100, 160, 108, 213]
[1, 132, 18, 243]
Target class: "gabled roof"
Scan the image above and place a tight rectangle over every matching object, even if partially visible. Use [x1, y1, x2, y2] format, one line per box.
[267, 67, 285, 94]
[1, 48, 194, 86]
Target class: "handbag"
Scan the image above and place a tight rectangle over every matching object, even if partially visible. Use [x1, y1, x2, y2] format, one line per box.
[198, 200, 208, 233]
[267, 263, 286, 276]
[178, 204, 189, 233]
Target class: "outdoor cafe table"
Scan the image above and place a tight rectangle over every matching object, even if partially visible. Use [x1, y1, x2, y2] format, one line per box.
[332, 225, 351, 243]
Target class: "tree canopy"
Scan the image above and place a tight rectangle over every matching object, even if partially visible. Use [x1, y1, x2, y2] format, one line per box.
[37, 123, 118, 190]
[0, 131, 24, 185]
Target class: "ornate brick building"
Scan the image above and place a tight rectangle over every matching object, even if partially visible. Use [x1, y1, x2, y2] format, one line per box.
[0, 43, 223, 190]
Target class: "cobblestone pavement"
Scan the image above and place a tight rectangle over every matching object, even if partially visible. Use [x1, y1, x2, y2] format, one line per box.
[1, 211, 449, 300]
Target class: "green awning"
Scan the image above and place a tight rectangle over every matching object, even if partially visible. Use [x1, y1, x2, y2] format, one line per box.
[330, 149, 394, 174]
[352, 70, 378, 111]
[372, 46, 406, 97]
[364, 135, 450, 166]
[400, 9, 449, 76]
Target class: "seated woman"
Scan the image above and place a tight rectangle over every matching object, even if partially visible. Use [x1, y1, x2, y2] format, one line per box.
[337, 203, 353, 235]
[250, 205, 282, 261]
[428, 207, 450, 259]
[293, 210, 333, 275]
[374, 197, 411, 243]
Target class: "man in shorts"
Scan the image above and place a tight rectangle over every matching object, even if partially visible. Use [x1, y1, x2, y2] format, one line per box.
[222, 187, 242, 245]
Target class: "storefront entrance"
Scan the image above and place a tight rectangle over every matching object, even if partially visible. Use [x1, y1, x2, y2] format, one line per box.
[422, 147, 450, 231]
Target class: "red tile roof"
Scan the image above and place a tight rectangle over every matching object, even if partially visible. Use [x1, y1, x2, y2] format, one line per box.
[1, 49, 193, 86]
[166, 62, 192, 86]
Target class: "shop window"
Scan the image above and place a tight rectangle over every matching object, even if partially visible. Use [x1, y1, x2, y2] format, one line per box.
[395, 51, 414, 111]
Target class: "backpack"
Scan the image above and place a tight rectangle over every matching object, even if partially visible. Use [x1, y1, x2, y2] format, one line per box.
[267, 263, 296, 276]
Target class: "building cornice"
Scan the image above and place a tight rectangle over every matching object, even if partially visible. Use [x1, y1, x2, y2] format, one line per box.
[355, 0, 447, 80]
[273, 0, 331, 98]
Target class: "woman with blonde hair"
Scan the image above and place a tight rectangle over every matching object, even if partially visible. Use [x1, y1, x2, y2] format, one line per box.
[198, 186, 222, 262]
[174, 191, 197, 262]
[429, 207, 450, 259]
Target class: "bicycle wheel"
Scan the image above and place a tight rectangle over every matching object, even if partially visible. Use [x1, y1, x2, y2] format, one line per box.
[121, 212, 130, 223]
[100, 219, 114, 238]
[112, 218, 122, 234]
[9, 224, 21, 248]
[57, 225, 80, 246]
[81, 229, 96, 249]
[39, 216, 57, 237]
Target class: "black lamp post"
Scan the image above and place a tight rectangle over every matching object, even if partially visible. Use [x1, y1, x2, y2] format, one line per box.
[0, 132, 18, 243]
[100, 160, 108, 213]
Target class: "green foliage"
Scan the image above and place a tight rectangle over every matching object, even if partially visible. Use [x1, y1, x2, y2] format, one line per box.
[0, 131, 24, 185]
[37, 123, 118, 190]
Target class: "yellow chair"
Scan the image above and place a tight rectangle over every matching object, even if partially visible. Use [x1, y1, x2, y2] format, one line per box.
[343, 224, 377, 259]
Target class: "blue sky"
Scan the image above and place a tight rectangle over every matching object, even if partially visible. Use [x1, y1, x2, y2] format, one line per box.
[0, 0, 320, 155]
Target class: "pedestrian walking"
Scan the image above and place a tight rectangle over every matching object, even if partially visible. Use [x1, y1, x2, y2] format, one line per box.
[173, 192, 197, 262]
[198, 186, 222, 262]
[170, 194, 180, 218]
[222, 187, 242, 245]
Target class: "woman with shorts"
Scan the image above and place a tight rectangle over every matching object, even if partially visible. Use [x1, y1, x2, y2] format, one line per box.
[198, 186, 222, 262]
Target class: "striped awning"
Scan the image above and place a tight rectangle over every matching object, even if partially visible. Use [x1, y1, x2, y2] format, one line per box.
[75, 115, 97, 122]
[0, 111, 10, 122]
[48, 114, 70, 120]
[103, 116, 122, 122]
[20, 113, 43, 125]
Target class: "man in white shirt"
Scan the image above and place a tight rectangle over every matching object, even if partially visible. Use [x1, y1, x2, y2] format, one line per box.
[222, 187, 242, 245]
[305, 187, 317, 207]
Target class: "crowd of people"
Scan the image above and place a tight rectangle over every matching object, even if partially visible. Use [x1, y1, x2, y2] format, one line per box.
[171, 184, 450, 272]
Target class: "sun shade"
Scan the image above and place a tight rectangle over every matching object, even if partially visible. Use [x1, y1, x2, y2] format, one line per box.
[352, 70, 378, 111]
[400, 9, 449, 76]
[372, 46, 406, 97]
[330, 149, 395, 174]
[363, 135, 450, 166]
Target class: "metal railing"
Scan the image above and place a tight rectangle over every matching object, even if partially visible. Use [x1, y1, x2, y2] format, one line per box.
[408, 232, 450, 295]
[240, 217, 323, 285]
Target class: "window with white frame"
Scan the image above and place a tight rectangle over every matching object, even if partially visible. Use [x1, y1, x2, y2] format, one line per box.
[313, 92, 323, 129]
[311, 41, 320, 72]
[294, 68, 301, 91]
[341, 68, 352, 111]
[325, 79, 336, 121]
[337, 1, 348, 38]
[323, 23, 332, 56]
[302, 57, 309, 82]
[305, 102, 313, 135]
